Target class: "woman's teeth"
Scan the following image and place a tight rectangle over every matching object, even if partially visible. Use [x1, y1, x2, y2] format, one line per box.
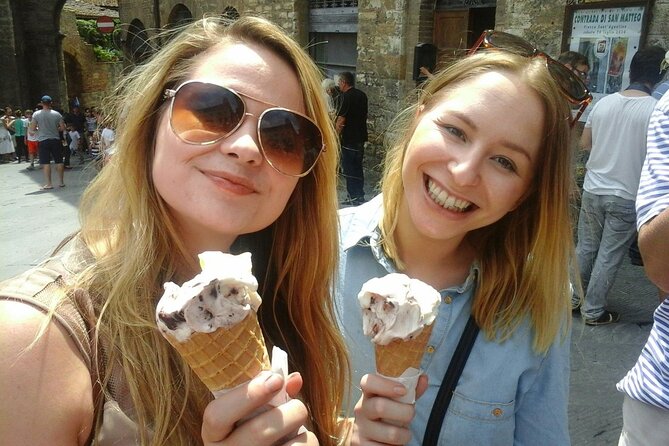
[427, 179, 472, 212]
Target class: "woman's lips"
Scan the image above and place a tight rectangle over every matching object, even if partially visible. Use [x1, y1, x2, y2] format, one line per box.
[202, 169, 257, 195]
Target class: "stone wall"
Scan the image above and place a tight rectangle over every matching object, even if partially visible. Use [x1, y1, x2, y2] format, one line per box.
[119, 0, 308, 46]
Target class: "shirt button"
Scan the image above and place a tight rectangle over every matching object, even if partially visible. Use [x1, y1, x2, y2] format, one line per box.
[426, 345, 435, 354]
[492, 408, 503, 417]
[444, 295, 453, 304]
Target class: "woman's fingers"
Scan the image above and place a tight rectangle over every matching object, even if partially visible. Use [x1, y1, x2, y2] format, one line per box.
[359, 373, 408, 399]
[351, 374, 417, 445]
[226, 398, 309, 445]
[201, 370, 285, 443]
[285, 372, 304, 398]
[416, 374, 429, 399]
[277, 429, 319, 446]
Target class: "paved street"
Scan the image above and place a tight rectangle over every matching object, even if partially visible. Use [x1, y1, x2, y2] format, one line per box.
[0, 160, 661, 445]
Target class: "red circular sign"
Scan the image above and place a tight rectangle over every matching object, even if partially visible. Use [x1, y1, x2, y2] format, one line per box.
[96, 15, 115, 34]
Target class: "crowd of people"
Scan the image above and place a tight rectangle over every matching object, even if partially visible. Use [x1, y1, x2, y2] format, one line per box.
[1, 100, 116, 188]
[0, 15, 668, 446]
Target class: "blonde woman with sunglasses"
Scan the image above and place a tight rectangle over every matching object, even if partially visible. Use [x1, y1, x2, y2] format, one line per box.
[337, 32, 584, 445]
[0, 17, 349, 445]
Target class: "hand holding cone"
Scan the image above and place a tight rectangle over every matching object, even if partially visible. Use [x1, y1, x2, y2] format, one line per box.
[358, 273, 440, 401]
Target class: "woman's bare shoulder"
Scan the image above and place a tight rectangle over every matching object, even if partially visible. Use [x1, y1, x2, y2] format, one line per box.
[0, 299, 94, 445]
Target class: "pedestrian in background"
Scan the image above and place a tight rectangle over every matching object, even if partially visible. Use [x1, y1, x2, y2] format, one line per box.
[336, 71, 368, 205]
[29, 95, 66, 189]
[321, 77, 340, 119]
[574, 46, 666, 325]
[616, 88, 669, 446]
[11, 109, 28, 163]
[558, 50, 590, 83]
[0, 107, 15, 163]
[24, 109, 38, 170]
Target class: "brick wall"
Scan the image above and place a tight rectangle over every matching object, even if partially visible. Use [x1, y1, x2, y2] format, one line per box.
[61, 9, 123, 109]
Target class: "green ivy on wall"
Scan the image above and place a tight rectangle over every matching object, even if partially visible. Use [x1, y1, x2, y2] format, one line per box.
[76, 19, 122, 62]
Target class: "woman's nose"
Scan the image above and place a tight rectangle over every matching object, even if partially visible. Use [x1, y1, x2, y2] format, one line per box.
[219, 113, 264, 166]
[448, 152, 481, 187]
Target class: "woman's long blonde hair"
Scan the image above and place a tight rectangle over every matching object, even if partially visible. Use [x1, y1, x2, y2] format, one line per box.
[73, 16, 348, 445]
[380, 52, 574, 352]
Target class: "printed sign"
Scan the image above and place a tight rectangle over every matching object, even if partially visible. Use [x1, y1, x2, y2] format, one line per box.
[565, 3, 649, 120]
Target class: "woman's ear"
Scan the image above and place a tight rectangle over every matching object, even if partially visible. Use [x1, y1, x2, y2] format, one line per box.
[416, 104, 425, 116]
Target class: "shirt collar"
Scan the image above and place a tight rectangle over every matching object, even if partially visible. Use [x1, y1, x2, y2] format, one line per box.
[339, 194, 479, 292]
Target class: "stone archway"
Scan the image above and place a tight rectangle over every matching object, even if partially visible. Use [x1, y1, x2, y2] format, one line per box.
[126, 19, 153, 64]
[167, 3, 194, 28]
[63, 52, 84, 108]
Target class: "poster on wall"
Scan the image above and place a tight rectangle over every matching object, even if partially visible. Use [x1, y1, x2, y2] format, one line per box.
[562, 1, 651, 121]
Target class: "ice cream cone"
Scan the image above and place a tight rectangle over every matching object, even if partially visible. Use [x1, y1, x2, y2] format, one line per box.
[375, 324, 433, 377]
[164, 312, 270, 392]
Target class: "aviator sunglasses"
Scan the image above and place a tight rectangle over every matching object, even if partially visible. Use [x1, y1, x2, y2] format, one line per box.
[164, 80, 325, 177]
[468, 30, 593, 126]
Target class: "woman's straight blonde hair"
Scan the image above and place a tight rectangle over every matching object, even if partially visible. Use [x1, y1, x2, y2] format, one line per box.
[380, 51, 574, 353]
[71, 16, 348, 445]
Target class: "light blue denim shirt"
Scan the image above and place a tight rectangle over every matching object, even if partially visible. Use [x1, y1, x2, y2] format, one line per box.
[336, 195, 571, 445]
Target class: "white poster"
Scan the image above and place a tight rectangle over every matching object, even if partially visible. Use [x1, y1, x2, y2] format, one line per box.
[567, 6, 646, 120]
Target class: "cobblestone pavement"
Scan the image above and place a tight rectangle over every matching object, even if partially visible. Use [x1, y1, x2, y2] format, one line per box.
[1, 160, 660, 445]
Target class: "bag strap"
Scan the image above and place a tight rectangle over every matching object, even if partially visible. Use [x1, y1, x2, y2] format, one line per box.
[422, 315, 479, 446]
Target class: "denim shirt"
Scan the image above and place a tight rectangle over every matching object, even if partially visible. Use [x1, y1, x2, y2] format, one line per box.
[336, 195, 571, 445]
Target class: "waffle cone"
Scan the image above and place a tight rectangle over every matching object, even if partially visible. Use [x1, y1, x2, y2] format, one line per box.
[165, 313, 270, 392]
[375, 325, 433, 377]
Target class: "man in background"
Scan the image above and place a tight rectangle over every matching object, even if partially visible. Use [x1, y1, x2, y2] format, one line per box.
[574, 46, 666, 325]
[336, 71, 368, 206]
[30, 95, 66, 190]
[558, 50, 590, 83]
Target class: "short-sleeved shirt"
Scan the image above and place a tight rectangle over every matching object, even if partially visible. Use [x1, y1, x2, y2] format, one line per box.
[617, 92, 669, 410]
[584, 93, 657, 200]
[32, 109, 64, 141]
[337, 87, 368, 145]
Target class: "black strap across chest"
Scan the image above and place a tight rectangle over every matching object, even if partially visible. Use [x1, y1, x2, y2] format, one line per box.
[422, 314, 480, 446]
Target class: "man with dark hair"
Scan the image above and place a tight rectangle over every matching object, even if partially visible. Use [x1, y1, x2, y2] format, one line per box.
[558, 50, 590, 82]
[574, 46, 666, 325]
[336, 71, 368, 205]
[29, 95, 66, 189]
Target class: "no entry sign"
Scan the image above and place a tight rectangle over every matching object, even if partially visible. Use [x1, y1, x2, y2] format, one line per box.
[97, 16, 114, 34]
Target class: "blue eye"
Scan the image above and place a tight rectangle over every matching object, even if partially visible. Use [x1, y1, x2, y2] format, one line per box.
[444, 126, 465, 141]
[493, 156, 516, 172]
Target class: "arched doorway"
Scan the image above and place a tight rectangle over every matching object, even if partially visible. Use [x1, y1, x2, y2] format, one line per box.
[167, 4, 194, 28]
[126, 19, 152, 64]
[222, 6, 240, 21]
[63, 52, 84, 109]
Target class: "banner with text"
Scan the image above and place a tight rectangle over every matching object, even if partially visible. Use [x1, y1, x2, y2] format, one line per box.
[566, 5, 646, 120]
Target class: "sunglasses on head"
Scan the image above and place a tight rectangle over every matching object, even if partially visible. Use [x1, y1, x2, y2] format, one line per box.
[468, 30, 593, 126]
[163, 80, 325, 177]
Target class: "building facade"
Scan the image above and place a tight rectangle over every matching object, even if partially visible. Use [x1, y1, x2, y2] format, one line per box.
[117, 0, 668, 159]
[2, 0, 668, 154]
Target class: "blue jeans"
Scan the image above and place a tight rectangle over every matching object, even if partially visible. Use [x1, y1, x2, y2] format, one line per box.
[341, 142, 365, 201]
[576, 191, 636, 319]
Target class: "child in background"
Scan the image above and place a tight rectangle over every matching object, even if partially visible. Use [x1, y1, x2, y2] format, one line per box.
[68, 124, 81, 164]
[24, 109, 38, 170]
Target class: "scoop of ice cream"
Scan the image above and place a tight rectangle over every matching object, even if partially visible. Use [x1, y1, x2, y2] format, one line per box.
[156, 251, 261, 342]
[358, 273, 440, 346]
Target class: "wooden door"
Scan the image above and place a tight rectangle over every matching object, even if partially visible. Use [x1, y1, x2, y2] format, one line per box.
[434, 10, 470, 67]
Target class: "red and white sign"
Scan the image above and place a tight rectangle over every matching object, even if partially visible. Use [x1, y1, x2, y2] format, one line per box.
[96, 15, 115, 34]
